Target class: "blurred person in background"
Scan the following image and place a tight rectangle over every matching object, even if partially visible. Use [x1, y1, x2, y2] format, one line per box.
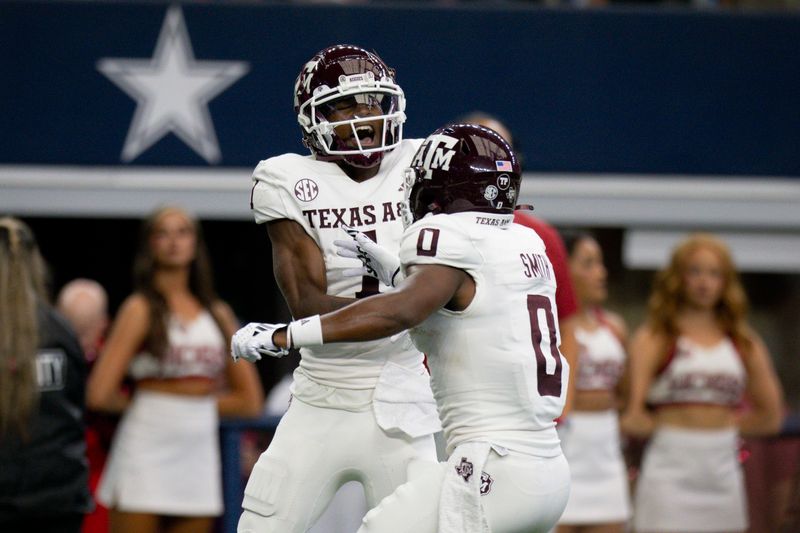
[779, 465, 800, 532]
[0, 217, 92, 533]
[57, 279, 114, 533]
[741, 427, 800, 533]
[87, 206, 263, 533]
[557, 231, 631, 533]
[621, 233, 783, 533]
[57, 279, 109, 363]
[460, 111, 580, 418]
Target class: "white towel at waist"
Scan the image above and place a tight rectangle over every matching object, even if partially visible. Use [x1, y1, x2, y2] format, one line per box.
[373, 362, 442, 438]
[439, 441, 492, 533]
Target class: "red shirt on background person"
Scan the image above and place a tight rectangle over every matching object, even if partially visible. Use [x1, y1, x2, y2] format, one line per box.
[57, 279, 113, 533]
[513, 212, 578, 322]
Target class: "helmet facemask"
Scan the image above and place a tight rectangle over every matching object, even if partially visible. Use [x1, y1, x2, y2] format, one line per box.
[298, 72, 406, 168]
[404, 166, 454, 226]
[401, 167, 419, 229]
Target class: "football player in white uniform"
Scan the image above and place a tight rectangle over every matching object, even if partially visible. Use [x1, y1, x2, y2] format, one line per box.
[234, 123, 571, 533]
[235, 45, 440, 533]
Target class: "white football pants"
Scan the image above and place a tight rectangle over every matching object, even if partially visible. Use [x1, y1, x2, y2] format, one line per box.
[357, 448, 570, 533]
[238, 397, 437, 533]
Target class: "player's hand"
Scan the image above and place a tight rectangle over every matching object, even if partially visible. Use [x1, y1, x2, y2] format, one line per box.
[231, 322, 289, 362]
[334, 225, 403, 287]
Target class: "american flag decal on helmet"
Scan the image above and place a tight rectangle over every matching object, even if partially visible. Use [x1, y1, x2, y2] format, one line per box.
[495, 160, 512, 171]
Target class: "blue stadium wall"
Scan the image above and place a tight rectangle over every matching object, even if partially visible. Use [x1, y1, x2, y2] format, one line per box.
[2, 1, 799, 232]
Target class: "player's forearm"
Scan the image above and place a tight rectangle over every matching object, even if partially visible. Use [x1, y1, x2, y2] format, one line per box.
[274, 264, 354, 317]
[272, 267, 457, 351]
[319, 278, 444, 344]
[275, 292, 423, 349]
[270, 221, 353, 317]
[285, 292, 355, 317]
[272, 312, 405, 349]
[322, 303, 416, 343]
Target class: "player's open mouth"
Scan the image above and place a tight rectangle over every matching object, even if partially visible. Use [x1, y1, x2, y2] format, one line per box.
[351, 125, 377, 147]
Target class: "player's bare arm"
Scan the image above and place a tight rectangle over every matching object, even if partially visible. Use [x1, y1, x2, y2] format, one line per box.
[273, 263, 470, 348]
[268, 218, 356, 317]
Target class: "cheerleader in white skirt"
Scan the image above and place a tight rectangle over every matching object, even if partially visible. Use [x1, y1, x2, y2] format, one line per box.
[621, 233, 783, 533]
[87, 207, 264, 533]
[557, 231, 631, 533]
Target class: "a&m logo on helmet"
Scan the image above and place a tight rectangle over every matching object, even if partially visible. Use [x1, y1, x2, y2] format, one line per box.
[406, 123, 522, 222]
[294, 57, 323, 109]
[411, 134, 459, 173]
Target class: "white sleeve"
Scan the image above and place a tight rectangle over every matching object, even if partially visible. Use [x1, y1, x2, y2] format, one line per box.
[398, 216, 482, 274]
[250, 159, 295, 225]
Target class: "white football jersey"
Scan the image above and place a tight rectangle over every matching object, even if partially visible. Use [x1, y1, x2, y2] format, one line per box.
[399, 211, 569, 457]
[251, 140, 424, 389]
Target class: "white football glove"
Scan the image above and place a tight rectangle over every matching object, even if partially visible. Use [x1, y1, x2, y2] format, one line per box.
[334, 225, 404, 287]
[231, 322, 289, 362]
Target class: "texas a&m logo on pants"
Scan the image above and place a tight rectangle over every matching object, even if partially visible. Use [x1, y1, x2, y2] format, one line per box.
[455, 457, 474, 482]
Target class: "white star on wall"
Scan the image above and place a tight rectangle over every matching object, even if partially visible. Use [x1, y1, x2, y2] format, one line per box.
[97, 6, 249, 164]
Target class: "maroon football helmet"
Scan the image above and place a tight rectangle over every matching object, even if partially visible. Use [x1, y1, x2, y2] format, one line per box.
[293, 45, 406, 168]
[404, 123, 522, 223]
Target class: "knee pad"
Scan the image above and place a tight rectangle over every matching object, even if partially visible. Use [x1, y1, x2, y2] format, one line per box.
[238, 509, 297, 533]
[242, 457, 289, 520]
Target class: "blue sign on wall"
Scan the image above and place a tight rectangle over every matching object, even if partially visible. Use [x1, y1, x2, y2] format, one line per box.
[2, 2, 799, 175]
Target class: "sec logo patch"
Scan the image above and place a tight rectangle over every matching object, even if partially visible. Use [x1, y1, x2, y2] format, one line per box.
[294, 179, 319, 202]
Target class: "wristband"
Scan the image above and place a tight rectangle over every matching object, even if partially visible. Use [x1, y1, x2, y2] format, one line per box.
[288, 314, 324, 347]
